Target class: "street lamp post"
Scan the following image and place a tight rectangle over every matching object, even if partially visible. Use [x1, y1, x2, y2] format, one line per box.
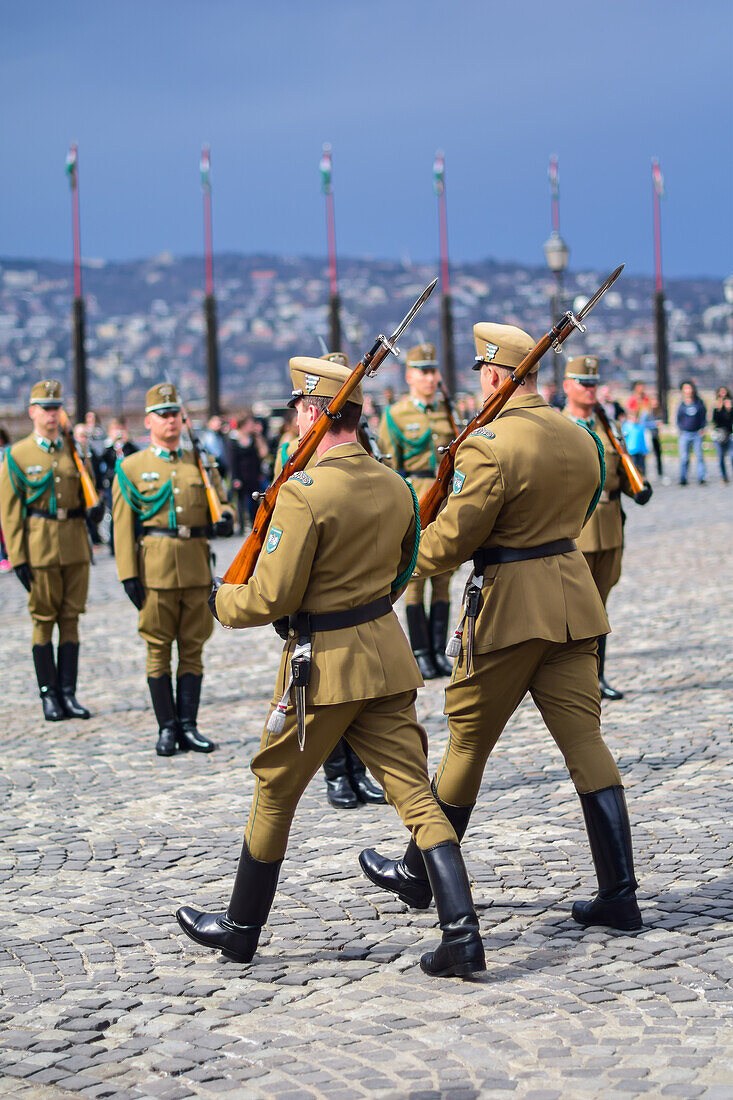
[543, 156, 569, 392]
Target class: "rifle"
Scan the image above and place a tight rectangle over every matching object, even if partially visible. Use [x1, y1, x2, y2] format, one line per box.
[166, 375, 223, 524]
[58, 409, 100, 509]
[593, 403, 652, 503]
[419, 264, 626, 530]
[437, 379, 460, 437]
[223, 277, 437, 585]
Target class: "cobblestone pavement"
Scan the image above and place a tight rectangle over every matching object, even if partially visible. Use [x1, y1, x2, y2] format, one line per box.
[1, 479, 731, 1100]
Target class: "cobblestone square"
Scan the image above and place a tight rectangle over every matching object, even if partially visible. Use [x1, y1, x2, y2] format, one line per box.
[1, 480, 731, 1099]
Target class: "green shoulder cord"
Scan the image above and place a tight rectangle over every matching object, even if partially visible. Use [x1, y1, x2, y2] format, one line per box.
[5, 451, 57, 516]
[279, 440, 290, 470]
[384, 407, 435, 468]
[115, 461, 177, 528]
[578, 423, 607, 521]
[392, 480, 421, 592]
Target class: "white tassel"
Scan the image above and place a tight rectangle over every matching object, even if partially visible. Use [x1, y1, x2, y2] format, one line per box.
[267, 700, 288, 734]
[445, 631, 462, 659]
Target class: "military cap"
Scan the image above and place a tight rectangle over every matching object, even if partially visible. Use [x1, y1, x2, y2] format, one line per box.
[473, 323, 537, 372]
[405, 343, 438, 370]
[565, 356, 600, 384]
[320, 351, 350, 367]
[288, 356, 362, 409]
[30, 379, 63, 407]
[145, 382, 181, 414]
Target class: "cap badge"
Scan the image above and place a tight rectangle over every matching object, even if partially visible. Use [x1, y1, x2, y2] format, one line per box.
[45, 381, 56, 395]
[159, 384, 173, 397]
[483, 342, 499, 362]
[304, 374, 319, 394]
[585, 358, 594, 367]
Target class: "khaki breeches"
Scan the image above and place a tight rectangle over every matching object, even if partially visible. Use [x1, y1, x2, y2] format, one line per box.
[583, 548, 623, 606]
[29, 564, 89, 645]
[434, 637, 622, 807]
[245, 689, 457, 862]
[138, 586, 213, 677]
[405, 570, 452, 606]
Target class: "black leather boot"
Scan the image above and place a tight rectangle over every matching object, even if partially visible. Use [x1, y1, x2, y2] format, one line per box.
[148, 675, 178, 756]
[572, 786, 642, 931]
[430, 601, 455, 677]
[344, 741, 386, 804]
[323, 740, 358, 808]
[406, 605, 439, 680]
[598, 635, 624, 700]
[359, 786, 474, 909]
[57, 642, 91, 719]
[176, 673, 216, 752]
[420, 843, 485, 977]
[177, 841, 282, 962]
[32, 643, 66, 721]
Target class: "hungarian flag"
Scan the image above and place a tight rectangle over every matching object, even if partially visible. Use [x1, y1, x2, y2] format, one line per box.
[320, 144, 332, 194]
[200, 146, 211, 190]
[65, 144, 77, 190]
[433, 151, 445, 196]
[652, 158, 665, 198]
[548, 155, 559, 198]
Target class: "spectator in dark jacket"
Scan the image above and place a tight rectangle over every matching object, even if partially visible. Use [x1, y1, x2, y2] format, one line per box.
[228, 413, 270, 534]
[712, 386, 732, 483]
[676, 381, 707, 485]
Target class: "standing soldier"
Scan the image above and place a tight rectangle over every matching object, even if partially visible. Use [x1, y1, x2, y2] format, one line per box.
[0, 380, 99, 720]
[176, 354, 485, 977]
[112, 383, 233, 756]
[273, 352, 386, 810]
[378, 344, 455, 678]
[361, 325, 642, 933]
[563, 356, 650, 699]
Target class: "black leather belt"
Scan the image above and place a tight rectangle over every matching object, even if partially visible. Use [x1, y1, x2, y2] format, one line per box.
[26, 506, 85, 521]
[399, 468, 435, 479]
[143, 525, 209, 540]
[473, 538, 576, 570]
[290, 595, 392, 635]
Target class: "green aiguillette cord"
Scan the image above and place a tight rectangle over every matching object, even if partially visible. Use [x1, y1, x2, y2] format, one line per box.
[384, 407, 436, 472]
[5, 451, 57, 516]
[115, 461, 177, 528]
[578, 421, 607, 521]
[392, 480, 421, 592]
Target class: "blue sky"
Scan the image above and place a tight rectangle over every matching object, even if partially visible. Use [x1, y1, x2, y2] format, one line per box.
[2, 0, 731, 278]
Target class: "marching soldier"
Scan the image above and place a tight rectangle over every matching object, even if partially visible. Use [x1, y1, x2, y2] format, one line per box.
[112, 383, 234, 756]
[361, 324, 642, 934]
[176, 355, 485, 977]
[563, 356, 649, 699]
[378, 344, 455, 678]
[274, 352, 386, 810]
[0, 380, 100, 720]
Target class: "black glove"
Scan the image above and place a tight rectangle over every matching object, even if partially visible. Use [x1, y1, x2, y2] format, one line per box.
[15, 563, 34, 592]
[213, 512, 234, 538]
[634, 480, 653, 506]
[273, 616, 290, 641]
[122, 577, 146, 610]
[208, 576, 224, 621]
[87, 500, 106, 525]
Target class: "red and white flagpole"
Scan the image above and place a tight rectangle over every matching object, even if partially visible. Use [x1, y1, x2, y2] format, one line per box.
[433, 151, 456, 394]
[201, 145, 220, 415]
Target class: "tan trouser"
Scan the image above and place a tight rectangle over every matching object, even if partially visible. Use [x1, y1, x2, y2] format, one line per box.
[138, 586, 213, 677]
[405, 570, 452, 607]
[583, 548, 623, 606]
[29, 564, 89, 645]
[245, 689, 457, 862]
[434, 637, 622, 807]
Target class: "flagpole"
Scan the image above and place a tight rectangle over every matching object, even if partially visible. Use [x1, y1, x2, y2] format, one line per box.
[652, 158, 669, 422]
[320, 144, 342, 352]
[543, 155, 570, 393]
[65, 143, 88, 421]
[433, 151, 456, 396]
[201, 145, 220, 416]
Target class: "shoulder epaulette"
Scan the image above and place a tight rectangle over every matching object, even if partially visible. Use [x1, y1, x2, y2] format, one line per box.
[289, 470, 313, 487]
[470, 427, 496, 440]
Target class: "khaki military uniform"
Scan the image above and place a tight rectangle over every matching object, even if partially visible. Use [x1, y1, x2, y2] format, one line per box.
[416, 391, 622, 806]
[215, 441, 456, 862]
[113, 447, 230, 677]
[0, 434, 91, 645]
[378, 394, 454, 605]
[565, 412, 634, 604]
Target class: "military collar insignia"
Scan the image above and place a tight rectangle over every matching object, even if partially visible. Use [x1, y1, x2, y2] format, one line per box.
[410, 399, 433, 413]
[33, 434, 62, 453]
[150, 445, 183, 461]
[289, 470, 313, 486]
[453, 470, 466, 494]
[141, 471, 160, 481]
[566, 413, 596, 430]
[304, 373, 319, 394]
[266, 527, 283, 553]
[470, 427, 496, 440]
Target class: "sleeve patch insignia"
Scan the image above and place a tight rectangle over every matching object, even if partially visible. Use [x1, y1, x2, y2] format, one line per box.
[289, 471, 313, 486]
[470, 427, 496, 440]
[453, 471, 466, 494]
[266, 527, 283, 553]
[141, 471, 160, 482]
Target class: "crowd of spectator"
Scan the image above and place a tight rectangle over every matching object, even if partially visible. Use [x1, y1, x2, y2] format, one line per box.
[1, 379, 731, 574]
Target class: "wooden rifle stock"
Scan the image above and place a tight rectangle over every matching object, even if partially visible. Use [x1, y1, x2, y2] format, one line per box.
[593, 403, 648, 499]
[174, 389, 223, 525]
[58, 409, 100, 509]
